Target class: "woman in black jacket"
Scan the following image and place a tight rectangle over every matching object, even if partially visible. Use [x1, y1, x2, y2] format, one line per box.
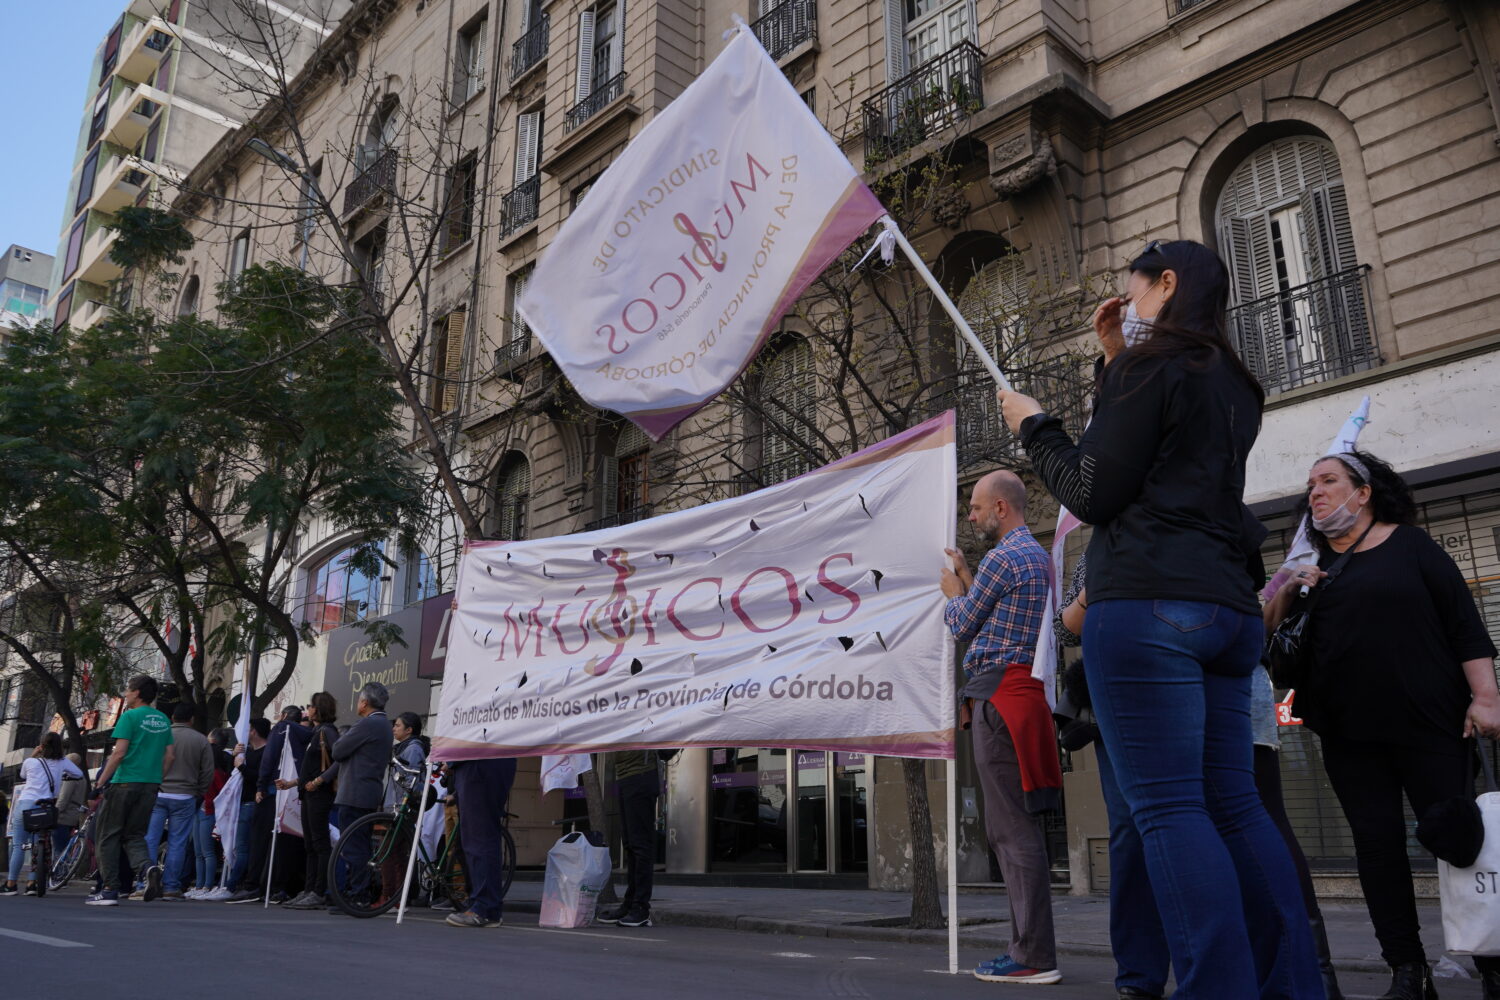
[1000, 240, 1320, 999]
[283, 692, 340, 909]
[1265, 451, 1500, 1000]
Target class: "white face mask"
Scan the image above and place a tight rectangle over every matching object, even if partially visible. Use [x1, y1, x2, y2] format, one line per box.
[1121, 301, 1151, 346]
[1311, 489, 1365, 537]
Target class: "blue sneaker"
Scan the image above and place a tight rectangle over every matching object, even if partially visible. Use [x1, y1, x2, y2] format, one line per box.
[86, 888, 120, 906]
[973, 956, 1061, 984]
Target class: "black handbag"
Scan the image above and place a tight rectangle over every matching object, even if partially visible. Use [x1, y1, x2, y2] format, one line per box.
[21, 761, 60, 832]
[1267, 522, 1374, 689]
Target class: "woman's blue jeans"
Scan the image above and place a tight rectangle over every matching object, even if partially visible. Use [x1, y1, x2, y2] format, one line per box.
[1096, 737, 1171, 995]
[1084, 599, 1322, 999]
[6, 807, 34, 883]
[193, 810, 218, 889]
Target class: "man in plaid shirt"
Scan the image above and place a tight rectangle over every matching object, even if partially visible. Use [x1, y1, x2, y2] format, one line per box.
[940, 470, 1061, 985]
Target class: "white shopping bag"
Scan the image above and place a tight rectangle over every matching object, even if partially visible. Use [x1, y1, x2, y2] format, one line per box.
[1440, 788, 1500, 954]
[538, 832, 612, 928]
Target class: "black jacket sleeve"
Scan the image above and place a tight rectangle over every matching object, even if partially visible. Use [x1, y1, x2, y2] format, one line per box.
[1019, 359, 1166, 525]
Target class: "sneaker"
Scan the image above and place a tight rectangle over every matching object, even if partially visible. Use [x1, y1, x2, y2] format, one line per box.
[617, 909, 653, 928]
[973, 957, 1062, 985]
[126, 886, 146, 901]
[445, 910, 503, 928]
[24, 883, 38, 897]
[143, 865, 163, 902]
[200, 887, 234, 901]
[596, 904, 630, 924]
[85, 889, 120, 906]
[269, 890, 291, 904]
[161, 890, 183, 900]
[431, 896, 456, 911]
[0, 883, 18, 897]
[284, 891, 321, 909]
[224, 889, 261, 904]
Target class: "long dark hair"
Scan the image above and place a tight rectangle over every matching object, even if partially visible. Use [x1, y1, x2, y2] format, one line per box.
[33, 732, 64, 760]
[1117, 240, 1266, 409]
[1296, 449, 1416, 555]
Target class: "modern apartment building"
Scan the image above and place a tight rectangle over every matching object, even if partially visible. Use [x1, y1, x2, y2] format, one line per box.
[0, 246, 54, 332]
[46, 0, 347, 331]
[161, 0, 1500, 892]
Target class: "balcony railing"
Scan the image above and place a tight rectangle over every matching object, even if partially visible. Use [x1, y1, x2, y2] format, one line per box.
[751, 0, 817, 62]
[862, 41, 983, 165]
[343, 147, 397, 217]
[935, 353, 1092, 469]
[501, 174, 540, 236]
[586, 505, 653, 531]
[565, 72, 625, 134]
[731, 454, 816, 494]
[494, 333, 531, 372]
[510, 13, 550, 82]
[1227, 265, 1380, 396]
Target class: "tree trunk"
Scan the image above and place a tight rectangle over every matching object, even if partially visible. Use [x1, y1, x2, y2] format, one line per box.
[901, 756, 944, 929]
[580, 759, 619, 905]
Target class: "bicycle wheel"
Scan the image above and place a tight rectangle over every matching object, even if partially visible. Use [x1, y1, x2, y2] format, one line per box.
[34, 835, 51, 898]
[500, 825, 516, 897]
[48, 829, 85, 891]
[327, 811, 402, 918]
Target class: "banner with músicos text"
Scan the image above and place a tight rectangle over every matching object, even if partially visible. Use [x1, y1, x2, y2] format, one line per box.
[516, 27, 885, 441]
[431, 414, 957, 762]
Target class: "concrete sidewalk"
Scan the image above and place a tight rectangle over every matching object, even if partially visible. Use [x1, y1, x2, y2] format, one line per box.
[501, 880, 1471, 976]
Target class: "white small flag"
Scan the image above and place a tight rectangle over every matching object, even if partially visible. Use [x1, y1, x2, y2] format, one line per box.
[518, 27, 885, 440]
[213, 769, 243, 887]
[274, 732, 303, 837]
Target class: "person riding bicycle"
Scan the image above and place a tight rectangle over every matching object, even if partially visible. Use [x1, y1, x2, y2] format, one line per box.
[5, 733, 82, 896]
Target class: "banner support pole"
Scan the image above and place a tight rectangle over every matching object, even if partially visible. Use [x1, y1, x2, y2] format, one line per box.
[880, 216, 1013, 393]
[263, 827, 277, 908]
[946, 755, 959, 975]
[396, 759, 434, 926]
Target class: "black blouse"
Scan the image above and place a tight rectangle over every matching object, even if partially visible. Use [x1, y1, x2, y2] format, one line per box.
[1297, 524, 1498, 748]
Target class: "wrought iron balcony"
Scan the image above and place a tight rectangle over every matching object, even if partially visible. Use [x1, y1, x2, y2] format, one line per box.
[751, 0, 816, 62]
[494, 333, 531, 372]
[1227, 265, 1380, 396]
[501, 174, 540, 236]
[586, 505, 653, 531]
[565, 72, 625, 134]
[510, 13, 549, 82]
[342, 146, 396, 217]
[863, 41, 983, 165]
[731, 454, 816, 494]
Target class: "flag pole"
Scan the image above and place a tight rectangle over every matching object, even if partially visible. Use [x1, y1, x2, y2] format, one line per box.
[946, 755, 959, 975]
[880, 217, 1013, 393]
[396, 759, 433, 926]
[263, 824, 277, 908]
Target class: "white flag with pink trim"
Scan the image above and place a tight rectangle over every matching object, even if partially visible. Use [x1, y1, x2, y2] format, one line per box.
[517, 27, 885, 440]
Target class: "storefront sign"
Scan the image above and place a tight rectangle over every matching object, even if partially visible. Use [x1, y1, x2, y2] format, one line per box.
[322, 604, 432, 721]
[432, 414, 957, 762]
[417, 592, 455, 680]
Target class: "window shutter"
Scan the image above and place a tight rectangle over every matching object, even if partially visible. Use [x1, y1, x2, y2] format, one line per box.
[599, 453, 620, 517]
[519, 0, 531, 35]
[442, 310, 467, 412]
[884, 0, 907, 83]
[610, 0, 626, 78]
[1300, 183, 1355, 280]
[575, 10, 596, 103]
[474, 18, 488, 90]
[1220, 216, 1277, 384]
[514, 111, 540, 186]
[512, 269, 532, 340]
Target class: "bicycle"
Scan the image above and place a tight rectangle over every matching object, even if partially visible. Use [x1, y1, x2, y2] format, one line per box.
[17, 825, 53, 898]
[327, 759, 516, 918]
[49, 802, 99, 892]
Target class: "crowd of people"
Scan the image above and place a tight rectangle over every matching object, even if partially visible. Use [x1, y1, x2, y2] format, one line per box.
[3, 238, 1496, 996]
[934, 239, 1498, 998]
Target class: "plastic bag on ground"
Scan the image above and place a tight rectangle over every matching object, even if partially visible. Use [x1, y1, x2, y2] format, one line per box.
[538, 831, 611, 928]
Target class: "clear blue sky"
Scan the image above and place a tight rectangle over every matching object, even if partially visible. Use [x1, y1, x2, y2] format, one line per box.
[2, 3, 132, 261]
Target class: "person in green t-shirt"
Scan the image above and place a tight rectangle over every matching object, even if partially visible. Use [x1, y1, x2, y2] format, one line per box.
[87, 674, 175, 906]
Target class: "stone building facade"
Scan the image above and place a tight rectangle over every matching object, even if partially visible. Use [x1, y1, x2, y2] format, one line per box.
[157, 0, 1500, 887]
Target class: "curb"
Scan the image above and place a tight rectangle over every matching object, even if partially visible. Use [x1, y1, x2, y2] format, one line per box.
[504, 899, 1397, 974]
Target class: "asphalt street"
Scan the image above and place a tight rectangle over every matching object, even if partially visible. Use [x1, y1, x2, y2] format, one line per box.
[0, 888, 1482, 998]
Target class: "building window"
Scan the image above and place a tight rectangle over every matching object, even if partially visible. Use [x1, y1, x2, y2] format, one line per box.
[304, 545, 383, 632]
[885, 0, 972, 81]
[402, 548, 441, 606]
[297, 160, 323, 246]
[63, 220, 86, 282]
[141, 120, 162, 164]
[493, 454, 531, 540]
[430, 309, 467, 413]
[954, 253, 1029, 466]
[454, 12, 488, 104]
[574, 2, 623, 106]
[442, 153, 478, 251]
[177, 275, 200, 317]
[497, 266, 533, 368]
[76, 150, 101, 216]
[154, 47, 174, 90]
[100, 20, 123, 83]
[359, 95, 401, 169]
[758, 338, 817, 485]
[87, 86, 111, 148]
[228, 228, 250, 281]
[352, 223, 387, 307]
[571, 177, 596, 211]
[54, 284, 76, 327]
[1216, 135, 1375, 394]
[595, 423, 651, 526]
